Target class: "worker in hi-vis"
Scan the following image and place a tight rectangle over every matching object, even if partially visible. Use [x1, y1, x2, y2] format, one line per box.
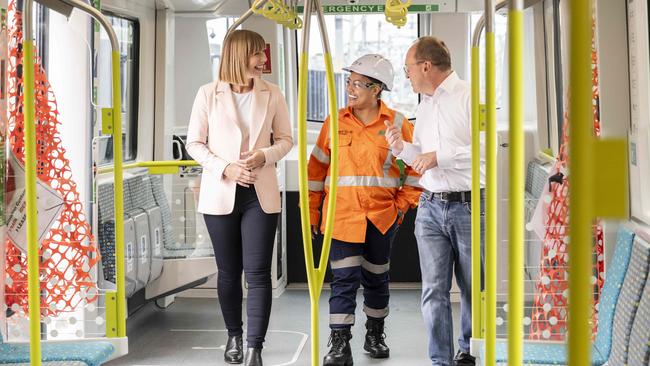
[308, 54, 422, 366]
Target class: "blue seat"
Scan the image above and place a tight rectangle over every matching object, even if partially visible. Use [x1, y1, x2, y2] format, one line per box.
[486, 225, 636, 365]
[0, 335, 114, 366]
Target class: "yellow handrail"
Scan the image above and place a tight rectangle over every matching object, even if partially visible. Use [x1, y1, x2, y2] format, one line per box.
[22, 1, 42, 364]
[470, 44, 482, 340]
[297, 1, 339, 364]
[568, 0, 594, 364]
[484, 0, 497, 364]
[96, 160, 199, 174]
[507, 0, 524, 364]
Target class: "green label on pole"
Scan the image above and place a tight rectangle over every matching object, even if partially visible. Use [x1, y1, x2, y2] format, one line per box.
[297, 4, 439, 14]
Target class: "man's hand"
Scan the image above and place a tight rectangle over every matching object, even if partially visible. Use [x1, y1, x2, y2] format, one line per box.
[384, 120, 404, 155]
[224, 163, 257, 187]
[412, 152, 438, 175]
[238, 150, 266, 170]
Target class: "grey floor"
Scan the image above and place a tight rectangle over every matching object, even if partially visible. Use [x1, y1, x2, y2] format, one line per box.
[106, 288, 463, 366]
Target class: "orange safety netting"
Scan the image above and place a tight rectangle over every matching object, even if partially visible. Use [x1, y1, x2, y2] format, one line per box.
[4, 0, 100, 317]
[528, 18, 604, 340]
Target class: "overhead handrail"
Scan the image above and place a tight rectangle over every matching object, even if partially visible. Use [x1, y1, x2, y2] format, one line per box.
[298, 0, 340, 364]
[23, 0, 125, 363]
[252, 0, 303, 30]
[469, 1, 506, 364]
[384, 0, 412, 28]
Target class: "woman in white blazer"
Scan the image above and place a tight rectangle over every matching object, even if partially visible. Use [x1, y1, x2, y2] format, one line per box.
[186, 29, 293, 366]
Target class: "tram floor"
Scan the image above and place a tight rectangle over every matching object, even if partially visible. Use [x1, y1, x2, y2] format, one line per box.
[105, 288, 463, 366]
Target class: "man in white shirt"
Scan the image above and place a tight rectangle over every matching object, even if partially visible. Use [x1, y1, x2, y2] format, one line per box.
[385, 36, 485, 366]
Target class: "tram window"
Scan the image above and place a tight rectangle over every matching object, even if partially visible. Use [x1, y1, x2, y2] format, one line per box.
[206, 18, 238, 80]
[297, 14, 419, 122]
[95, 14, 139, 163]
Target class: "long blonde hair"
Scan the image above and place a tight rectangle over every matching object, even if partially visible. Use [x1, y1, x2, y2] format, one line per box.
[218, 30, 266, 85]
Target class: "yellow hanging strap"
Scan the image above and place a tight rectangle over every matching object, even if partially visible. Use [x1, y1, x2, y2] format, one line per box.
[384, 0, 412, 28]
[252, 0, 302, 30]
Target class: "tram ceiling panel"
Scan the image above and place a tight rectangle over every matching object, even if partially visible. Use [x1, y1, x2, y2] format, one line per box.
[165, 0, 233, 13]
[458, 0, 542, 12]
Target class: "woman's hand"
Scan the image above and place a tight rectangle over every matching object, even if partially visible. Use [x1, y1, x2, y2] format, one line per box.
[224, 163, 257, 187]
[238, 150, 266, 170]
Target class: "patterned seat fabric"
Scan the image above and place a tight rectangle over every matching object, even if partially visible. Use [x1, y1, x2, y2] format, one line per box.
[0, 341, 114, 366]
[626, 242, 650, 366]
[607, 235, 650, 365]
[489, 225, 637, 366]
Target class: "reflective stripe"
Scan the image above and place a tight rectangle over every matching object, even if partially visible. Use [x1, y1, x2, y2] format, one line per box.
[309, 180, 325, 191]
[404, 176, 422, 188]
[363, 305, 389, 319]
[325, 176, 401, 188]
[330, 255, 363, 270]
[330, 314, 355, 325]
[310, 146, 330, 165]
[382, 144, 394, 177]
[361, 258, 390, 274]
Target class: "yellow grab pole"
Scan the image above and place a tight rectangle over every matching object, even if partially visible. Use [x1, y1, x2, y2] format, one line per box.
[484, 0, 497, 364]
[297, 1, 339, 364]
[470, 45, 482, 339]
[568, 0, 593, 364]
[111, 49, 127, 338]
[22, 0, 42, 364]
[508, 0, 524, 364]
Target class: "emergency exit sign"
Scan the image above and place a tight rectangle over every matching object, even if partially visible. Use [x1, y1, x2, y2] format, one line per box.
[296, 4, 440, 14]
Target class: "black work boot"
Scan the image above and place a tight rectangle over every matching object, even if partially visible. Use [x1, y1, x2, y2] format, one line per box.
[244, 348, 263, 366]
[453, 350, 476, 365]
[322, 329, 353, 366]
[224, 335, 243, 364]
[363, 318, 389, 358]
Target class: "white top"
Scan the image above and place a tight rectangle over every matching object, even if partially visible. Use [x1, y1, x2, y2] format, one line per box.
[396, 71, 486, 192]
[232, 90, 253, 153]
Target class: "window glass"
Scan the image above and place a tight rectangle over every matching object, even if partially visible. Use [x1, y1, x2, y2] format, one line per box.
[206, 17, 237, 80]
[297, 14, 419, 121]
[95, 14, 139, 163]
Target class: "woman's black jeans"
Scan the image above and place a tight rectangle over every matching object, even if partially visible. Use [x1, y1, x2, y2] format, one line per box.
[203, 185, 279, 349]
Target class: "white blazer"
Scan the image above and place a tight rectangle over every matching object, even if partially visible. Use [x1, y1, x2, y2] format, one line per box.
[186, 78, 293, 214]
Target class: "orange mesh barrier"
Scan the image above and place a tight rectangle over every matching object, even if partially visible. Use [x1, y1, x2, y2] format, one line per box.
[4, 0, 100, 317]
[528, 18, 604, 341]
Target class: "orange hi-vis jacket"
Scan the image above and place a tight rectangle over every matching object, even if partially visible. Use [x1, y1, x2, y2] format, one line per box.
[308, 101, 422, 243]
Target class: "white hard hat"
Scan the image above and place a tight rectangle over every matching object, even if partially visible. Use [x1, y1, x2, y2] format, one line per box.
[342, 54, 394, 91]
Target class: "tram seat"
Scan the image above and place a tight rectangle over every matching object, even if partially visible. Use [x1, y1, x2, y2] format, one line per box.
[486, 224, 645, 365]
[0, 336, 114, 366]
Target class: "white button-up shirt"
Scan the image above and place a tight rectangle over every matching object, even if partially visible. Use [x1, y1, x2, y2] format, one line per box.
[397, 71, 485, 193]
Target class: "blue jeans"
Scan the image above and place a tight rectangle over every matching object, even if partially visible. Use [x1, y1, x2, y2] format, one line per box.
[415, 192, 484, 366]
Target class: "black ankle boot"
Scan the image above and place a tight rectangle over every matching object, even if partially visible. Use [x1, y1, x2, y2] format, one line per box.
[224, 335, 243, 364]
[244, 348, 262, 366]
[323, 329, 353, 366]
[364, 318, 389, 358]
